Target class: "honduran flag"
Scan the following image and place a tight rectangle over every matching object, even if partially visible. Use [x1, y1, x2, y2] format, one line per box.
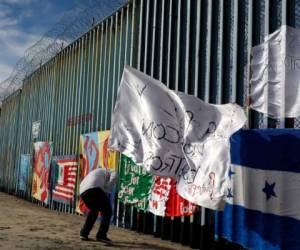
[215, 129, 300, 250]
[52, 156, 79, 205]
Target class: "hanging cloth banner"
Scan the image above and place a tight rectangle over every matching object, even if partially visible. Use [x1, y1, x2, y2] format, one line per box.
[18, 154, 31, 192]
[250, 25, 300, 118]
[118, 155, 153, 211]
[76, 131, 119, 214]
[52, 155, 79, 206]
[32, 141, 53, 204]
[109, 66, 246, 210]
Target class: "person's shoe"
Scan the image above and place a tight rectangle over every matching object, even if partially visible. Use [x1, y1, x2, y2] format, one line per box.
[80, 235, 89, 241]
[96, 235, 112, 244]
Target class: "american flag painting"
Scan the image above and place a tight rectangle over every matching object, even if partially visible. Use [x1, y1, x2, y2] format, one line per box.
[52, 156, 79, 205]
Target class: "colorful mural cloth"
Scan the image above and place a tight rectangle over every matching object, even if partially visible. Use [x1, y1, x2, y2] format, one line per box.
[76, 131, 119, 214]
[216, 129, 300, 250]
[148, 176, 172, 216]
[77, 132, 100, 213]
[118, 155, 153, 211]
[165, 178, 197, 217]
[52, 156, 78, 205]
[148, 176, 197, 217]
[99, 130, 119, 171]
[32, 142, 53, 204]
[119, 155, 196, 216]
[18, 154, 31, 191]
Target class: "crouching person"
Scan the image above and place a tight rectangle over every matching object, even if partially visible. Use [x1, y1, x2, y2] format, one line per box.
[79, 167, 117, 243]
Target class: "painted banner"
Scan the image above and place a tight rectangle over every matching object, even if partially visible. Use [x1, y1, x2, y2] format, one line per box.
[32, 142, 53, 204]
[118, 155, 153, 211]
[216, 129, 300, 250]
[18, 154, 31, 192]
[250, 25, 300, 118]
[119, 155, 196, 216]
[99, 130, 119, 171]
[98, 130, 119, 221]
[148, 176, 172, 216]
[165, 178, 197, 217]
[52, 155, 78, 206]
[76, 131, 119, 214]
[77, 132, 100, 213]
[109, 66, 246, 210]
[149, 176, 197, 217]
[80, 132, 100, 176]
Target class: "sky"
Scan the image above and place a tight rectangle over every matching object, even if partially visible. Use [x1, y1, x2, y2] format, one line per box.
[0, 0, 81, 82]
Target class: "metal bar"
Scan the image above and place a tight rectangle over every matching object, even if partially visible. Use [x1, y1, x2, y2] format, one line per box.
[217, 0, 224, 103]
[84, 33, 92, 133]
[112, 13, 119, 114]
[81, 35, 89, 135]
[63, 47, 72, 154]
[280, 0, 287, 128]
[44, 64, 52, 142]
[56, 52, 65, 155]
[76, 37, 85, 137]
[185, 0, 191, 93]
[125, 5, 130, 67]
[175, 0, 181, 91]
[143, 0, 150, 73]
[90, 29, 97, 132]
[137, 0, 144, 70]
[118, 9, 125, 84]
[101, 20, 108, 130]
[130, 0, 137, 67]
[204, 0, 212, 102]
[247, 0, 253, 128]
[96, 24, 104, 130]
[231, 0, 239, 102]
[87, 31, 94, 132]
[72, 41, 81, 151]
[159, 0, 165, 81]
[166, 0, 173, 88]
[104, 17, 114, 130]
[262, 0, 269, 129]
[92, 26, 100, 132]
[151, 0, 158, 77]
[68, 44, 76, 153]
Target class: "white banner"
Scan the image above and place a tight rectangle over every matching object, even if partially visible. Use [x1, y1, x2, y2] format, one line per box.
[109, 66, 246, 210]
[250, 25, 300, 118]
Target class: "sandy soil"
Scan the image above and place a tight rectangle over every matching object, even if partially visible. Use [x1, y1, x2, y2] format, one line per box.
[0, 192, 190, 250]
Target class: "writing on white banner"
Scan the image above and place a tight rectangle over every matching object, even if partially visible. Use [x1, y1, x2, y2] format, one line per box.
[109, 66, 246, 210]
[250, 25, 300, 118]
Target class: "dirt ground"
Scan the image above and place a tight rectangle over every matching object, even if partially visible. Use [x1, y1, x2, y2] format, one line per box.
[0, 192, 192, 250]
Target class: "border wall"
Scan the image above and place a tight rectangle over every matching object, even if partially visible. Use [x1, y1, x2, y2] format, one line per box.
[1, 0, 299, 249]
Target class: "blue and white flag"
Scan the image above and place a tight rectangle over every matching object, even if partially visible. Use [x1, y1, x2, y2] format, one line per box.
[216, 129, 300, 250]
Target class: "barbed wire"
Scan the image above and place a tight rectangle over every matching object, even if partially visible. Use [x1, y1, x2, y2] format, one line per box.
[0, 0, 127, 104]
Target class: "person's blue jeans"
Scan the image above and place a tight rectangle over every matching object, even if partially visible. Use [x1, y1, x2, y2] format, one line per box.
[80, 187, 112, 238]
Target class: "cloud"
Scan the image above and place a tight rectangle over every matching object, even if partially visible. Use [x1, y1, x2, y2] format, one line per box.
[0, 17, 18, 28]
[0, 7, 9, 18]
[0, 29, 21, 38]
[0, 1, 34, 28]
[0, 0, 34, 5]
[0, 62, 13, 82]
[0, 28, 41, 81]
